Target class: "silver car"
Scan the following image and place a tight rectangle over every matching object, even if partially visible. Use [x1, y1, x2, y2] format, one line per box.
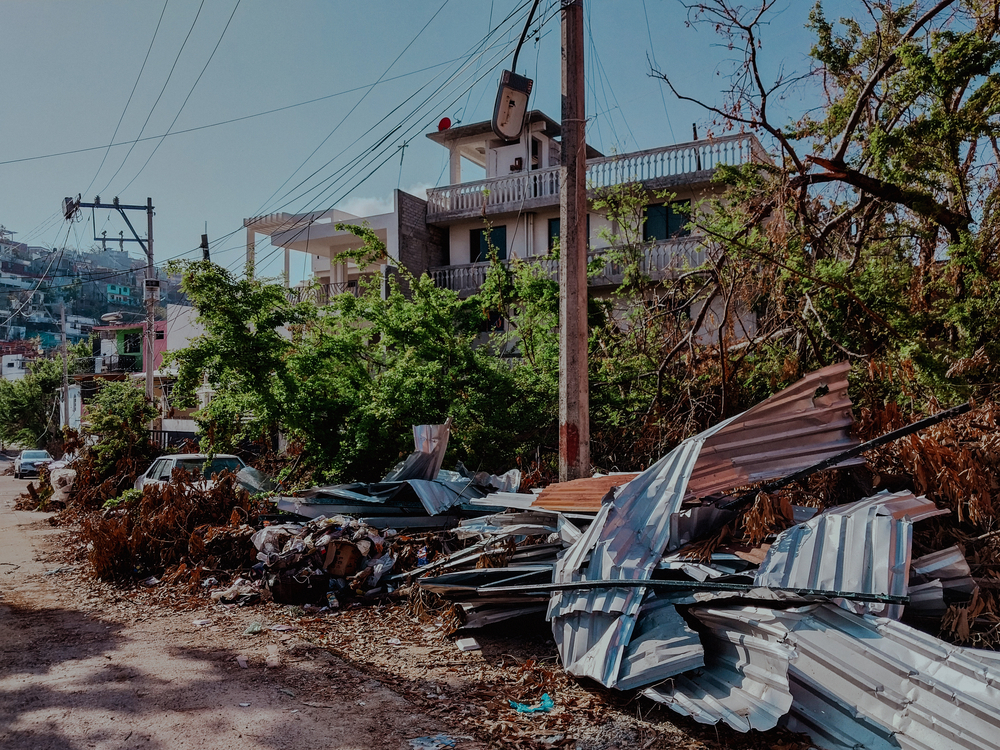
[134, 453, 248, 491]
[14, 450, 53, 479]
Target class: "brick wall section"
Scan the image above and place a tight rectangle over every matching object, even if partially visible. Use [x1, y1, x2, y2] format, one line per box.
[396, 191, 446, 283]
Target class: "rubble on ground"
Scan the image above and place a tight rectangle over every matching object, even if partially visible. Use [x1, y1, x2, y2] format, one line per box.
[47, 361, 1000, 749]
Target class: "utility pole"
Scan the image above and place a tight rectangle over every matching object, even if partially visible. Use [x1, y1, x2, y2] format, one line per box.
[60, 302, 69, 430]
[559, 0, 589, 481]
[145, 197, 155, 403]
[60, 194, 156, 403]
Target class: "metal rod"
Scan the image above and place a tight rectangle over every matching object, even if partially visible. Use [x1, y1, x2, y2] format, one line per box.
[475, 578, 909, 604]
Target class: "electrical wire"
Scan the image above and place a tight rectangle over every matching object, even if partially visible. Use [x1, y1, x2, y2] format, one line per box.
[98, 0, 207, 196]
[238, 31, 532, 273]
[83, 0, 170, 199]
[119, 0, 243, 194]
[251, 0, 454, 217]
[226, 2, 541, 274]
[0, 56, 472, 169]
[642, 0, 676, 143]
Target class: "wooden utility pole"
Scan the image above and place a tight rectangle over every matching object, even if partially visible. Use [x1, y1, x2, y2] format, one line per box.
[559, 0, 589, 481]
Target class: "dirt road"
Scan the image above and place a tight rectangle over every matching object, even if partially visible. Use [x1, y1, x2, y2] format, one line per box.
[0, 472, 449, 750]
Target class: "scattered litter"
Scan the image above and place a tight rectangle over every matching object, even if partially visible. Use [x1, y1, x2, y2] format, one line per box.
[236, 655, 248, 669]
[278, 688, 295, 697]
[243, 621, 263, 635]
[265, 644, 281, 669]
[408, 735, 458, 749]
[43, 568, 69, 576]
[140, 576, 160, 587]
[268, 624, 297, 632]
[238, 703, 250, 708]
[510, 693, 554, 714]
[356, 700, 366, 706]
[387, 637, 402, 646]
[455, 637, 480, 652]
[301, 701, 335, 708]
[191, 619, 212, 627]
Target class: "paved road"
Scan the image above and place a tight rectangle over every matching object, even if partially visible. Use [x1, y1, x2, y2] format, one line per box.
[0, 474, 445, 750]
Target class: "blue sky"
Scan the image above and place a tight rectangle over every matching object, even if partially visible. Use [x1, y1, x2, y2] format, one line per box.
[0, 0, 840, 284]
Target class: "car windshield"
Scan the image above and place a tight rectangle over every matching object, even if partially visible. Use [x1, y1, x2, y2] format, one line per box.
[174, 457, 244, 479]
[22, 451, 50, 460]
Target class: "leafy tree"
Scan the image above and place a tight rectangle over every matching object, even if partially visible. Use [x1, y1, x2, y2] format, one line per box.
[83, 379, 158, 479]
[0, 339, 91, 448]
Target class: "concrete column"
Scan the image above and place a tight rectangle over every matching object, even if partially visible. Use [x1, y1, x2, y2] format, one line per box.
[283, 247, 290, 287]
[245, 226, 256, 279]
[449, 148, 461, 185]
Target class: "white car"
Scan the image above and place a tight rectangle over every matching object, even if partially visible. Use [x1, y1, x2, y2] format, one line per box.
[135, 453, 247, 491]
[14, 450, 53, 479]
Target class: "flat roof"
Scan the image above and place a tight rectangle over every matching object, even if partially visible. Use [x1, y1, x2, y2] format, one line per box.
[427, 110, 561, 145]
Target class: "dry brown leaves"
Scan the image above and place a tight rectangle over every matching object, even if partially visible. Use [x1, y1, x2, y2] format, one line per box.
[81, 470, 255, 582]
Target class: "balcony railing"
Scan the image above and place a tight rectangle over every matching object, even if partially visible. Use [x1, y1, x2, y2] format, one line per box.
[429, 236, 706, 295]
[98, 354, 142, 373]
[287, 281, 362, 305]
[426, 134, 765, 221]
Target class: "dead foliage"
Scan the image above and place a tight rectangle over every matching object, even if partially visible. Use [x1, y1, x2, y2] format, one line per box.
[81, 470, 255, 582]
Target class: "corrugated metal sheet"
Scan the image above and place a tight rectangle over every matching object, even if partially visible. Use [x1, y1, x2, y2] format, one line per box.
[615, 596, 705, 690]
[549, 423, 731, 687]
[683, 604, 1000, 750]
[550, 364, 862, 688]
[532, 473, 640, 513]
[753, 490, 947, 619]
[685, 361, 861, 499]
[643, 607, 796, 731]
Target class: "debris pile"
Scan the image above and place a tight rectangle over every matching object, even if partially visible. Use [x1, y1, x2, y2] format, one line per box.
[82, 470, 257, 582]
[276, 419, 518, 526]
[407, 363, 1000, 749]
[246, 514, 477, 608]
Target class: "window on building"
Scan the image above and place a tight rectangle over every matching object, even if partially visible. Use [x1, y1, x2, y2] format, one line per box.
[155, 330, 165, 340]
[123, 333, 142, 354]
[470, 225, 507, 263]
[643, 200, 691, 242]
[547, 216, 590, 252]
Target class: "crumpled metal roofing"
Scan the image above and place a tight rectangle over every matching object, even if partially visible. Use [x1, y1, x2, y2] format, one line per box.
[753, 490, 948, 619]
[550, 363, 862, 688]
[549, 418, 734, 687]
[646, 603, 1000, 748]
[685, 361, 861, 499]
[644, 606, 796, 732]
[723, 604, 1000, 749]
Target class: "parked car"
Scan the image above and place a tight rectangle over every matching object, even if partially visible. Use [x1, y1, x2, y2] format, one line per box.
[135, 453, 247, 490]
[14, 450, 53, 479]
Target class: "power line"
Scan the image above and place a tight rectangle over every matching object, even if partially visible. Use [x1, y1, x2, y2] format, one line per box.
[0, 57, 468, 169]
[98, 0, 207, 196]
[642, 0, 676, 143]
[227, 3, 540, 274]
[250, 0, 455, 219]
[83, 0, 171, 199]
[119, 0, 243, 194]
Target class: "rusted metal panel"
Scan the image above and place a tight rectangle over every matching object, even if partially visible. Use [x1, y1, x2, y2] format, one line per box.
[531, 473, 639, 513]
